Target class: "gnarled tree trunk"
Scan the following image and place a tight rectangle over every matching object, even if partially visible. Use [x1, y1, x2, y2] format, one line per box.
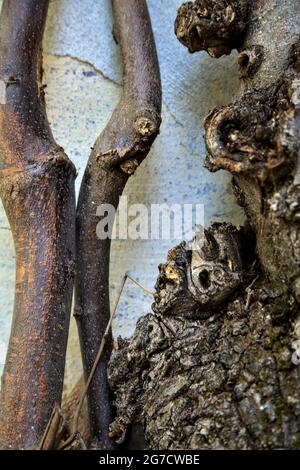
[107, 0, 300, 450]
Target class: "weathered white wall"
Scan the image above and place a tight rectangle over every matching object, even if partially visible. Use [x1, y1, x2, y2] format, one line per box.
[0, 0, 243, 387]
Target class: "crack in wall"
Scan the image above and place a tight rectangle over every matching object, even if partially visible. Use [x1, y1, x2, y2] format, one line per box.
[46, 52, 122, 87]
[162, 98, 184, 129]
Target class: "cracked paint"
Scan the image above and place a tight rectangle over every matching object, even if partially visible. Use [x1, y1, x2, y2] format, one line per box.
[51, 52, 121, 87]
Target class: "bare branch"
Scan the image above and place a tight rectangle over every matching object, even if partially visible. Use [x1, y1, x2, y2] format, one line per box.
[74, 0, 161, 448]
[0, 0, 76, 449]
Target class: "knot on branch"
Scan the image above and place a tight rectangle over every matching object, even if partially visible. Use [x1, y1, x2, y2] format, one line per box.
[32, 148, 76, 177]
[108, 270, 300, 449]
[152, 223, 253, 319]
[204, 78, 300, 182]
[175, 0, 248, 57]
[97, 107, 161, 174]
[3, 75, 20, 87]
[0, 147, 76, 205]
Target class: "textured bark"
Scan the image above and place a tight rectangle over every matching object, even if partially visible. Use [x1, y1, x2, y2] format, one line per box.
[0, 0, 76, 449]
[108, 225, 300, 449]
[107, 0, 300, 450]
[74, 0, 161, 448]
[204, 0, 300, 305]
[175, 0, 248, 58]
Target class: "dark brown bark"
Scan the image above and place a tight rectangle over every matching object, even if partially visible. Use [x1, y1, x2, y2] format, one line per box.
[0, 0, 76, 449]
[203, 0, 300, 303]
[75, 0, 161, 448]
[175, 0, 300, 321]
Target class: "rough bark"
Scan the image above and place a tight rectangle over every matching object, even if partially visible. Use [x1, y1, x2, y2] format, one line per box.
[0, 0, 76, 449]
[203, 0, 300, 307]
[74, 0, 161, 448]
[107, 0, 300, 450]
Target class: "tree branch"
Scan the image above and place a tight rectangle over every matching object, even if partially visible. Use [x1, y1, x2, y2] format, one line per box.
[0, 0, 76, 449]
[74, 0, 161, 448]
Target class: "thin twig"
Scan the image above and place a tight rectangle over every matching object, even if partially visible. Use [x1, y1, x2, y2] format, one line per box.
[125, 273, 155, 297]
[245, 274, 259, 311]
[38, 404, 66, 451]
